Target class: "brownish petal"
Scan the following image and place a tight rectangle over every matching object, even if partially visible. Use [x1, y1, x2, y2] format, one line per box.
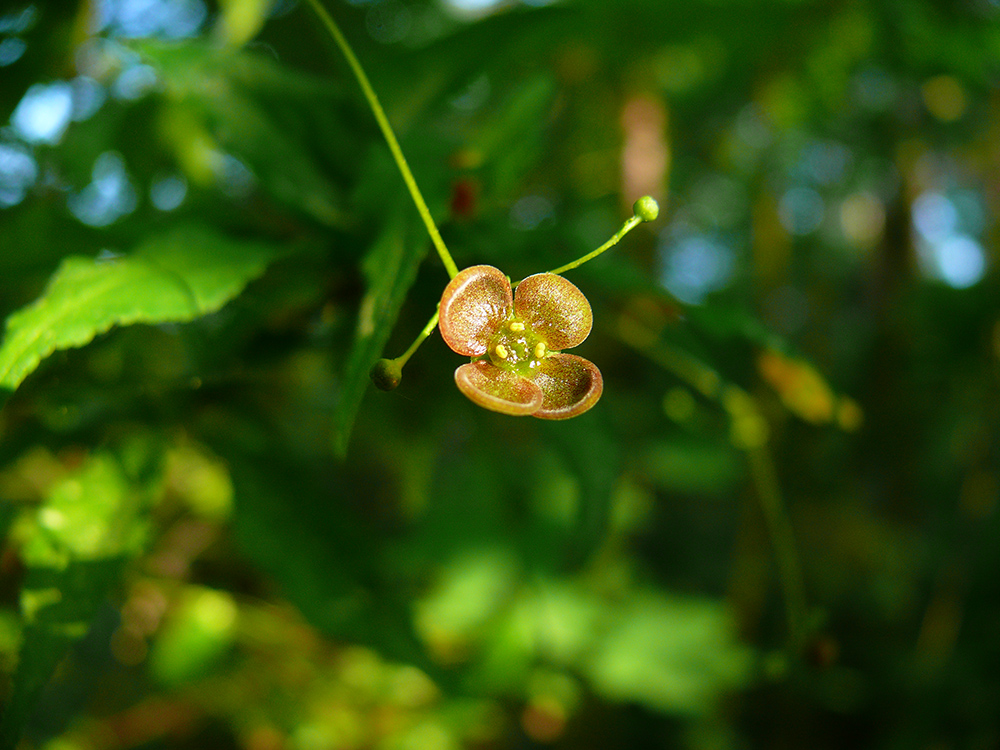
[513, 273, 593, 350]
[532, 353, 603, 420]
[455, 361, 543, 416]
[439, 265, 513, 356]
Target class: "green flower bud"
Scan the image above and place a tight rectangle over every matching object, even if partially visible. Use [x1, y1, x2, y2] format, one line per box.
[633, 195, 659, 223]
[370, 358, 403, 391]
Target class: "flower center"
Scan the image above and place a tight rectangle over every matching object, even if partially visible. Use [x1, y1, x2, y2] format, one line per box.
[487, 318, 548, 376]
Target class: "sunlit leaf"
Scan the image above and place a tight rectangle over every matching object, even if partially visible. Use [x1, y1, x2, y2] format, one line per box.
[150, 586, 238, 686]
[584, 591, 752, 716]
[0, 448, 162, 748]
[0, 223, 279, 393]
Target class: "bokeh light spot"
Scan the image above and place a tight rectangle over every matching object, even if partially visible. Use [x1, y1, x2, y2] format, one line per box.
[71, 76, 107, 121]
[778, 186, 824, 235]
[68, 151, 138, 227]
[0, 37, 26, 66]
[931, 234, 986, 289]
[913, 192, 957, 242]
[0, 142, 38, 207]
[95, 0, 207, 39]
[151, 174, 188, 211]
[658, 233, 735, 304]
[922, 75, 966, 122]
[11, 81, 74, 145]
[510, 194, 554, 230]
[112, 63, 158, 100]
[840, 191, 885, 248]
[0, 5, 37, 34]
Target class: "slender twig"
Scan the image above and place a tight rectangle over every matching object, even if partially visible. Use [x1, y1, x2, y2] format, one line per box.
[303, 0, 459, 279]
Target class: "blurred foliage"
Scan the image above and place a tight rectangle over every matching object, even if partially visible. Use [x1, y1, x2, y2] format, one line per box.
[1, 0, 999, 749]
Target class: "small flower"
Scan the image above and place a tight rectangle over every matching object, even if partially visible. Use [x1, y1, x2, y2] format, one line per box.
[438, 265, 603, 419]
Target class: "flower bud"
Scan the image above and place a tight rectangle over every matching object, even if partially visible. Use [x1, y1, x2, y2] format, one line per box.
[633, 195, 659, 222]
[370, 358, 403, 391]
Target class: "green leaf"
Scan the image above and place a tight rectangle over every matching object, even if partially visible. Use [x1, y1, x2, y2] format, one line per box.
[583, 591, 753, 716]
[0, 450, 161, 748]
[137, 40, 351, 227]
[226, 451, 431, 672]
[148, 587, 238, 687]
[0, 224, 279, 393]
[0, 558, 126, 750]
[638, 438, 744, 496]
[333, 210, 427, 456]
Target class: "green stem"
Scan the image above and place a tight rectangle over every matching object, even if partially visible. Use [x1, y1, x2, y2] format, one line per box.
[546, 195, 657, 277]
[547, 215, 643, 277]
[303, 0, 459, 279]
[618, 321, 808, 649]
[398, 309, 440, 366]
[746, 445, 807, 649]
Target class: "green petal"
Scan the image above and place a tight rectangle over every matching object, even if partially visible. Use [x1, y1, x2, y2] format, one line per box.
[439, 265, 513, 356]
[514, 273, 592, 351]
[455, 361, 543, 415]
[532, 353, 603, 420]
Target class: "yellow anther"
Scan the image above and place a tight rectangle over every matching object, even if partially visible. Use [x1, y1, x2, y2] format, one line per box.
[495, 344, 509, 359]
[533, 342, 546, 359]
[509, 321, 525, 332]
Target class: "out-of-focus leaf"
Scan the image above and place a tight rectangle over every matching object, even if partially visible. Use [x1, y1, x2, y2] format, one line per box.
[638, 438, 744, 496]
[473, 74, 555, 199]
[214, 0, 271, 48]
[333, 209, 427, 456]
[584, 591, 752, 716]
[0, 450, 161, 748]
[414, 547, 520, 661]
[0, 223, 279, 393]
[137, 40, 351, 226]
[757, 349, 864, 431]
[226, 451, 430, 671]
[538, 415, 620, 569]
[687, 304, 788, 352]
[464, 579, 754, 713]
[149, 586, 238, 686]
[0, 558, 124, 749]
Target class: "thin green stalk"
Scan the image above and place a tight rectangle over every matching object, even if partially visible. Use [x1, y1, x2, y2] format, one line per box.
[546, 215, 644, 277]
[398, 309, 439, 366]
[618, 320, 808, 648]
[369, 308, 440, 391]
[746, 445, 807, 648]
[303, 0, 459, 279]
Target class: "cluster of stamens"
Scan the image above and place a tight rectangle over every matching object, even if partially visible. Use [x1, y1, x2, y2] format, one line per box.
[487, 318, 548, 374]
